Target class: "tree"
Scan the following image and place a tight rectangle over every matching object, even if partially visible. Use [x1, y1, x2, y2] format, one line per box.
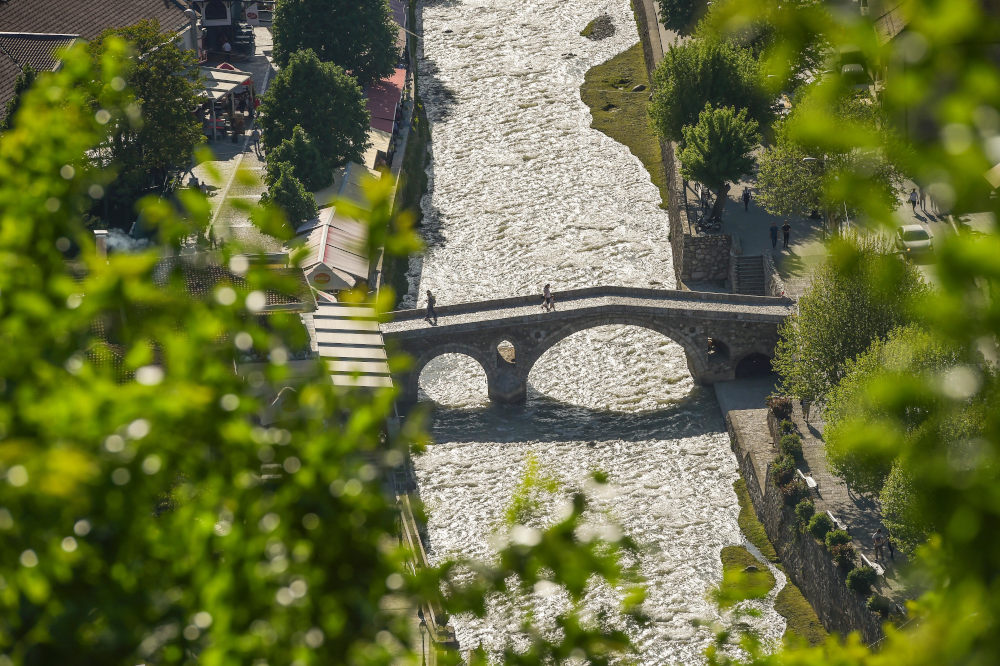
[260, 161, 318, 226]
[87, 20, 204, 227]
[649, 40, 770, 144]
[657, 0, 701, 34]
[0, 64, 36, 131]
[772, 234, 929, 403]
[272, 0, 396, 88]
[678, 104, 760, 220]
[754, 124, 823, 219]
[0, 42, 641, 664]
[258, 50, 369, 188]
[265, 125, 325, 191]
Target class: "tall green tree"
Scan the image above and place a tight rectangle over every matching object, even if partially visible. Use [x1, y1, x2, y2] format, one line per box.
[657, 0, 701, 34]
[754, 124, 822, 219]
[87, 20, 204, 227]
[258, 49, 369, 188]
[772, 234, 929, 403]
[678, 104, 760, 220]
[265, 125, 325, 191]
[272, 0, 396, 88]
[0, 64, 36, 131]
[260, 161, 318, 226]
[649, 40, 770, 144]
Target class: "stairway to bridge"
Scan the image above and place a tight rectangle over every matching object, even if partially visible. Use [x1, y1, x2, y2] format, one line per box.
[733, 256, 766, 296]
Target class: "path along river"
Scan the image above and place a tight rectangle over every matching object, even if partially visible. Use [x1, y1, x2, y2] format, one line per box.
[404, 0, 785, 661]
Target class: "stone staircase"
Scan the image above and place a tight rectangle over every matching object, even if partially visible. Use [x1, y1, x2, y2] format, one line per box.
[733, 255, 766, 295]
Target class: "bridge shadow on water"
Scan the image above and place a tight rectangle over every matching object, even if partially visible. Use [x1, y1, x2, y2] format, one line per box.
[421, 384, 726, 445]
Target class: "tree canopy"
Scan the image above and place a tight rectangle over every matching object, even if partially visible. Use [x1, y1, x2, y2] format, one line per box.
[678, 104, 760, 219]
[272, 0, 397, 88]
[86, 20, 204, 227]
[657, 0, 701, 34]
[260, 161, 318, 226]
[258, 49, 370, 187]
[649, 40, 770, 144]
[265, 125, 325, 191]
[773, 234, 930, 403]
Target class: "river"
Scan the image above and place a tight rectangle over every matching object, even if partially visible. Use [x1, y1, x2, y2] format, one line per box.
[405, 0, 785, 661]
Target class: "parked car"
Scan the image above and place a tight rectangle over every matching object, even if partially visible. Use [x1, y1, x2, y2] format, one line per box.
[895, 225, 933, 256]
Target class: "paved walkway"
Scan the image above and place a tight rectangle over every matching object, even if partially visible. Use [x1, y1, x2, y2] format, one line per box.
[191, 26, 282, 252]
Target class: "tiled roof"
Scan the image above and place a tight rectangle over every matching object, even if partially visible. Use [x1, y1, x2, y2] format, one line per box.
[0, 0, 191, 41]
[0, 32, 75, 108]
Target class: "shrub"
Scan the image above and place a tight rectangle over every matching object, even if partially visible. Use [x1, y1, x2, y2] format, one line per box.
[867, 593, 893, 618]
[781, 478, 809, 506]
[780, 419, 796, 434]
[825, 529, 852, 549]
[794, 499, 815, 525]
[847, 566, 878, 594]
[780, 433, 803, 459]
[767, 395, 793, 419]
[260, 161, 318, 228]
[265, 125, 328, 191]
[772, 453, 796, 486]
[830, 543, 857, 568]
[808, 513, 834, 540]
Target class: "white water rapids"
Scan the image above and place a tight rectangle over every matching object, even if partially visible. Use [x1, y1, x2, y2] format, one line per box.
[405, 0, 786, 661]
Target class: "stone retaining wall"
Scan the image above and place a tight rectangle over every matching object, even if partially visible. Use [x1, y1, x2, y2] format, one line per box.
[727, 414, 885, 644]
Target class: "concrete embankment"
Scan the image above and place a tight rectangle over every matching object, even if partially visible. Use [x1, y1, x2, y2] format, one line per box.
[715, 379, 885, 644]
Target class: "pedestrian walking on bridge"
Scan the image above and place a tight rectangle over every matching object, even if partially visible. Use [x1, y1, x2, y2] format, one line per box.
[424, 290, 437, 325]
[542, 284, 555, 312]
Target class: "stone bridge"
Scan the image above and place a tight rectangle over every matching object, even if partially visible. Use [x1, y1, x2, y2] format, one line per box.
[379, 286, 794, 407]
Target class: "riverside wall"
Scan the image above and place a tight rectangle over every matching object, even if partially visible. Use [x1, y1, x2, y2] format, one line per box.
[726, 413, 885, 644]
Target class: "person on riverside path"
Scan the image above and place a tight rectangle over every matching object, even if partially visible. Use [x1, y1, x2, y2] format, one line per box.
[909, 187, 918, 213]
[250, 128, 261, 157]
[782, 221, 791, 249]
[769, 221, 778, 249]
[541, 284, 555, 312]
[742, 187, 752, 212]
[424, 290, 437, 325]
[872, 528, 887, 561]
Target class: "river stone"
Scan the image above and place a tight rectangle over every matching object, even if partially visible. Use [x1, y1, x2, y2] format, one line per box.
[743, 565, 760, 573]
[632, 84, 646, 92]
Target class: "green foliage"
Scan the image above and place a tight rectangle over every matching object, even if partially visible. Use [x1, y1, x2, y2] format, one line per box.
[754, 125, 823, 219]
[259, 49, 370, 171]
[880, 461, 932, 557]
[260, 161, 318, 227]
[793, 499, 814, 526]
[711, 546, 775, 608]
[774, 582, 827, 647]
[867, 593, 893, 618]
[807, 513, 832, 540]
[265, 125, 327, 191]
[0, 44, 640, 665]
[0, 64, 36, 131]
[780, 419, 795, 434]
[773, 234, 930, 403]
[733, 479, 778, 562]
[697, 1, 1000, 663]
[678, 104, 760, 219]
[649, 40, 770, 144]
[657, 0, 700, 34]
[503, 454, 561, 526]
[824, 529, 851, 549]
[779, 433, 803, 459]
[829, 543, 856, 569]
[766, 395, 793, 419]
[771, 453, 795, 486]
[846, 566, 877, 595]
[87, 20, 204, 226]
[780, 478, 808, 506]
[272, 0, 396, 87]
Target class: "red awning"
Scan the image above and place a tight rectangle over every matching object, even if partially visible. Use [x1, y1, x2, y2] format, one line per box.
[365, 67, 406, 133]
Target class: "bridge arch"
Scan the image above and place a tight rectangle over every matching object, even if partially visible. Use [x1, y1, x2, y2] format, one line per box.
[515, 315, 731, 385]
[406, 343, 493, 405]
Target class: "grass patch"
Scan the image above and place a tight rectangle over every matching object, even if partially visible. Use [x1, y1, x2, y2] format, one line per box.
[775, 582, 828, 646]
[712, 545, 775, 608]
[580, 42, 668, 209]
[733, 479, 778, 563]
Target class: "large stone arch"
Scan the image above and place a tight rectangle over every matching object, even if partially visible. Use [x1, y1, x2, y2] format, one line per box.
[514, 314, 717, 386]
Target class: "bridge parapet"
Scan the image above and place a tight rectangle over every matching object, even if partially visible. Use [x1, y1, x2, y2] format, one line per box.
[381, 287, 794, 408]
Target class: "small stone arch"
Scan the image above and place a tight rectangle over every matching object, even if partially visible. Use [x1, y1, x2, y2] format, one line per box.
[734, 352, 773, 378]
[405, 344, 493, 406]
